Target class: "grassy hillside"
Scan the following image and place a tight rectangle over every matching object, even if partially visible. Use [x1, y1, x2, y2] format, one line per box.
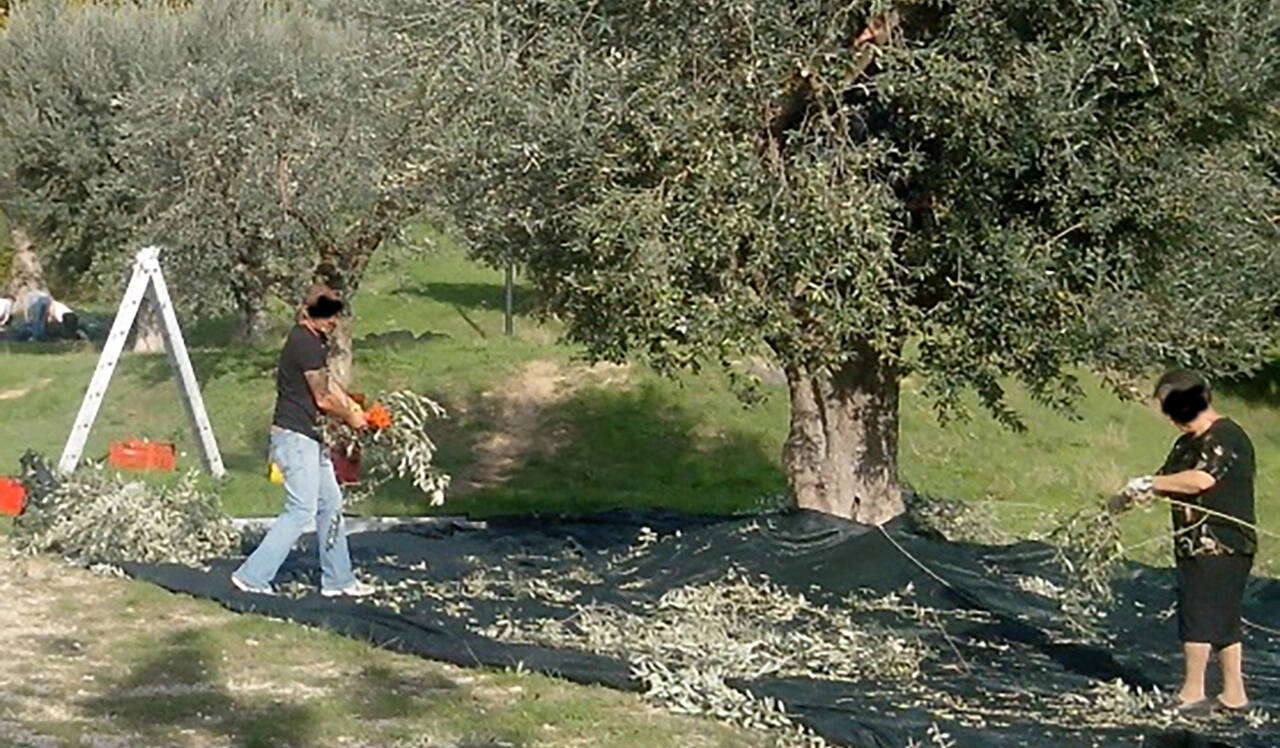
[1, 243, 1277, 574]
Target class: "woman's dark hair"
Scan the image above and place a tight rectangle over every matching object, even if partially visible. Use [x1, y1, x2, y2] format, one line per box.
[1155, 369, 1212, 424]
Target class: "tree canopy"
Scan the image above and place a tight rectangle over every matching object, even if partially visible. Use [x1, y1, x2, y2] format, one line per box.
[0, 0, 430, 338]
[405, 0, 1280, 520]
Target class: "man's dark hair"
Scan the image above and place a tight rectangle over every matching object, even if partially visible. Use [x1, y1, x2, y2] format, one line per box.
[306, 295, 344, 319]
[1155, 369, 1212, 424]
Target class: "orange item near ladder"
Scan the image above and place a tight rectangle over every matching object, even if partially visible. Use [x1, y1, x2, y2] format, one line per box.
[0, 478, 25, 516]
[108, 440, 177, 472]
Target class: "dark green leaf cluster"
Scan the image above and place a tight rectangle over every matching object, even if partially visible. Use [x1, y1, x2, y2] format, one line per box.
[411, 0, 1280, 419]
[0, 0, 428, 319]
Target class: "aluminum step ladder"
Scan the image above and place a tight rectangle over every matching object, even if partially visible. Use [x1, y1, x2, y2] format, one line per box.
[57, 246, 226, 477]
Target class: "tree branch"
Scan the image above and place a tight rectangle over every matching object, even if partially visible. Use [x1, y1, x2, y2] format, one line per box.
[766, 10, 899, 147]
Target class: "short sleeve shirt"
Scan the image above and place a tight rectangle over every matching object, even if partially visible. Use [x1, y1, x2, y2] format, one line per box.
[1158, 418, 1257, 558]
[272, 325, 329, 442]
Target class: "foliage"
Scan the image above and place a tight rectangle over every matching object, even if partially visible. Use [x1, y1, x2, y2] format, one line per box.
[907, 487, 1128, 637]
[0, 210, 11, 283]
[481, 566, 927, 744]
[12, 452, 238, 566]
[0, 0, 432, 337]
[904, 489, 1012, 545]
[327, 389, 451, 507]
[1046, 504, 1124, 635]
[417, 0, 1280, 393]
[379, 0, 1280, 513]
[356, 516, 1258, 742]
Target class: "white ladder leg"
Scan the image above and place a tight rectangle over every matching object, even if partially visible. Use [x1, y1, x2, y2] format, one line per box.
[142, 255, 227, 478]
[56, 251, 153, 474]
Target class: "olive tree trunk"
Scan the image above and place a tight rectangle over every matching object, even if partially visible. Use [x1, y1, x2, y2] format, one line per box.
[131, 297, 166, 353]
[314, 236, 380, 391]
[782, 342, 904, 525]
[327, 317, 353, 389]
[231, 295, 269, 344]
[5, 226, 45, 301]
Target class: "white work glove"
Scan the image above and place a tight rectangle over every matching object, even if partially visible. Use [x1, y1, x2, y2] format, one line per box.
[1122, 475, 1154, 498]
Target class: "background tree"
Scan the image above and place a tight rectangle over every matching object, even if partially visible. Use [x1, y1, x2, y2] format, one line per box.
[406, 0, 1280, 522]
[0, 0, 431, 343]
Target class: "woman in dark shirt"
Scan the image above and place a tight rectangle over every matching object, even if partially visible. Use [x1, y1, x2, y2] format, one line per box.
[1121, 369, 1256, 712]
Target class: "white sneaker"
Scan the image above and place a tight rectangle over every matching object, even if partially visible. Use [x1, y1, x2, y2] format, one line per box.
[231, 574, 275, 596]
[321, 580, 376, 598]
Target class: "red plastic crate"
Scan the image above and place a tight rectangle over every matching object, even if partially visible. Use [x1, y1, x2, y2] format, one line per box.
[0, 478, 26, 516]
[108, 440, 176, 472]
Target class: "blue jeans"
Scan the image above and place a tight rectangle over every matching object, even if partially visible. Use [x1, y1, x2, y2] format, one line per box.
[234, 428, 356, 591]
[20, 292, 50, 342]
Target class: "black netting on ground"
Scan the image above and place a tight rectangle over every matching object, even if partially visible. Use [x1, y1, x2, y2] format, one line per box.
[125, 511, 1280, 747]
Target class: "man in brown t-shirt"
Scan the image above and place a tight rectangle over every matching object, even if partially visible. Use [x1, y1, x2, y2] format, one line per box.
[232, 285, 373, 597]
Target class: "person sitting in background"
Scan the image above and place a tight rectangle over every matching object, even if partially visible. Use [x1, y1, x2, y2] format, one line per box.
[0, 295, 13, 329]
[51, 309, 80, 340]
[17, 290, 77, 341]
[49, 298, 78, 338]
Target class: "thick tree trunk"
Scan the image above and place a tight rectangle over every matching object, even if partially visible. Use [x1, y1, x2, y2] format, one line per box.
[232, 295, 269, 344]
[328, 317, 353, 390]
[5, 226, 46, 302]
[131, 297, 166, 353]
[314, 243, 373, 391]
[782, 342, 903, 525]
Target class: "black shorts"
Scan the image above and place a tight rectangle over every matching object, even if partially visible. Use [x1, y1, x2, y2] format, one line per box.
[1176, 554, 1253, 648]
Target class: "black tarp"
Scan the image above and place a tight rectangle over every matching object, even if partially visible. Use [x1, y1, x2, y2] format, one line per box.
[125, 511, 1280, 746]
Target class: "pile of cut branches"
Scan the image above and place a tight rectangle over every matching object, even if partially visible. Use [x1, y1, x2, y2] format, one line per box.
[11, 452, 238, 566]
[327, 389, 451, 505]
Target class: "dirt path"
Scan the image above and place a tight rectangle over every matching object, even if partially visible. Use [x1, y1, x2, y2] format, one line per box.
[0, 377, 52, 401]
[0, 551, 225, 746]
[452, 359, 629, 494]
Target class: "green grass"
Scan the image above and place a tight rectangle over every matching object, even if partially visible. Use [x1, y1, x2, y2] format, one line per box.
[0, 242, 790, 520]
[1, 545, 758, 747]
[900, 370, 1280, 574]
[3, 240, 1280, 745]
[1, 243, 1278, 574]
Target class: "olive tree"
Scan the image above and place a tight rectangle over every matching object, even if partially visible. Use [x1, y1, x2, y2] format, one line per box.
[411, 0, 1280, 522]
[0, 0, 430, 342]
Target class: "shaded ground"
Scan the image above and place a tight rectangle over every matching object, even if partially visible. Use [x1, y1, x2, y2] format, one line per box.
[452, 360, 631, 494]
[0, 537, 759, 748]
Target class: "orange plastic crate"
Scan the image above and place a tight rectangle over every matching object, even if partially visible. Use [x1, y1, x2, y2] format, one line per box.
[108, 440, 176, 472]
[0, 478, 25, 516]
